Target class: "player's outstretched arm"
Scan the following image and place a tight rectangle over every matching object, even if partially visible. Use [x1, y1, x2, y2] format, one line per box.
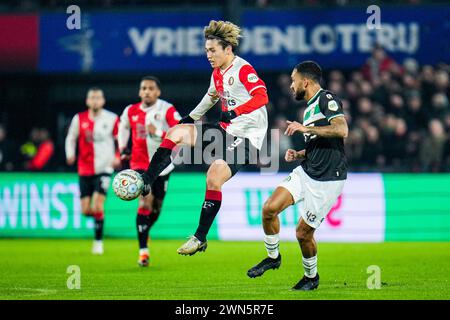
[220, 87, 269, 123]
[183, 92, 219, 123]
[284, 116, 348, 138]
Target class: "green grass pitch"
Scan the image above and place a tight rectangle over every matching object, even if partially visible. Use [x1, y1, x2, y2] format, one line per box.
[1, 239, 449, 300]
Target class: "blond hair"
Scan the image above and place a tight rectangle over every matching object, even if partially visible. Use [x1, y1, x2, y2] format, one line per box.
[204, 20, 241, 50]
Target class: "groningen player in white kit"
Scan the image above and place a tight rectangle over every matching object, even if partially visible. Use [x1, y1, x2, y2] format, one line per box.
[247, 61, 348, 291]
[139, 20, 269, 255]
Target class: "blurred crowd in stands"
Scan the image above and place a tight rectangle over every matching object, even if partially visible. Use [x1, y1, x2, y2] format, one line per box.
[0, 47, 449, 173]
[0, 125, 54, 171]
[268, 47, 450, 172]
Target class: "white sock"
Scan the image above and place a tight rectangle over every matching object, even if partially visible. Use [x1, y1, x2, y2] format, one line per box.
[302, 255, 317, 278]
[139, 248, 149, 256]
[264, 234, 280, 259]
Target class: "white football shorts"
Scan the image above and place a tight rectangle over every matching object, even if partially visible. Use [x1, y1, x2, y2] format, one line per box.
[278, 165, 345, 229]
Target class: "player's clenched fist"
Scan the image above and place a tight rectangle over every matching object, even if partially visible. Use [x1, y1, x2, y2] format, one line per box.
[284, 120, 307, 136]
[285, 149, 306, 162]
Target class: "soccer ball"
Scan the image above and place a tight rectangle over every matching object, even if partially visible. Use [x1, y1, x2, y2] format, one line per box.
[113, 169, 144, 201]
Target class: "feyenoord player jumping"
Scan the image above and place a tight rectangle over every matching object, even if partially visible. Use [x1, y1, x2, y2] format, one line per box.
[118, 76, 181, 267]
[247, 61, 348, 291]
[139, 20, 269, 255]
[65, 87, 120, 255]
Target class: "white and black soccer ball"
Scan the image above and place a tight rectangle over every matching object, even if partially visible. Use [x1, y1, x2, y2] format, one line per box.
[113, 169, 144, 201]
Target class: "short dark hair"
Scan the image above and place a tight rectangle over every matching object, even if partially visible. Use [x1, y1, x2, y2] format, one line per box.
[87, 86, 103, 93]
[141, 76, 161, 90]
[294, 61, 322, 83]
[87, 87, 103, 97]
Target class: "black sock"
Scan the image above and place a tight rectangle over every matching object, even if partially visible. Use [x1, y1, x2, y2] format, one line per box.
[136, 214, 151, 249]
[149, 209, 161, 229]
[144, 140, 176, 185]
[94, 219, 104, 241]
[194, 190, 222, 242]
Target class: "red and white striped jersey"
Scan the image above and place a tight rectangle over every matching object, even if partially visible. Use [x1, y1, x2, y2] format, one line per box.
[191, 56, 268, 150]
[118, 99, 180, 171]
[65, 109, 119, 176]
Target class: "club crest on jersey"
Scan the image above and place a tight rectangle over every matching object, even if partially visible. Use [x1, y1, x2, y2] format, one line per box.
[328, 100, 339, 111]
[132, 115, 139, 122]
[81, 122, 89, 129]
[154, 114, 161, 120]
[247, 73, 259, 83]
[228, 76, 234, 85]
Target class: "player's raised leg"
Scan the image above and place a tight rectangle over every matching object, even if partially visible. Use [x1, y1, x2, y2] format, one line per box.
[91, 191, 106, 255]
[291, 219, 319, 290]
[177, 160, 232, 255]
[141, 124, 196, 194]
[247, 187, 293, 278]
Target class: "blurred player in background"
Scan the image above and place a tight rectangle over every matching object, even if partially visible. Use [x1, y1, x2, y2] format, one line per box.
[65, 87, 120, 255]
[118, 76, 180, 267]
[247, 61, 348, 291]
[139, 20, 269, 255]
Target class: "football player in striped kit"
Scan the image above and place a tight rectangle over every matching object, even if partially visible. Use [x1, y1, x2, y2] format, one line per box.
[65, 87, 120, 255]
[139, 20, 269, 256]
[118, 76, 181, 267]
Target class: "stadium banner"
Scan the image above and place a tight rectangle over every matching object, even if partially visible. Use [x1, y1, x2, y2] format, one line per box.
[1, 172, 450, 241]
[384, 174, 450, 241]
[39, 10, 222, 72]
[241, 6, 450, 70]
[38, 6, 450, 72]
[219, 173, 386, 242]
[0, 172, 213, 239]
[0, 14, 39, 71]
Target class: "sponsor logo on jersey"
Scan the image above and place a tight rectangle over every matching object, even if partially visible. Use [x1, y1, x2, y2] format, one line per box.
[328, 100, 339, 111]
[247, 73, 259, 83]
[228, 76, 234, 85]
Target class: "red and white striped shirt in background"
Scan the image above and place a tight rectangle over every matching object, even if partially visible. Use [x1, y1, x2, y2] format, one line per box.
[65, 109, 119, 176]
[118, 99, 181, 171]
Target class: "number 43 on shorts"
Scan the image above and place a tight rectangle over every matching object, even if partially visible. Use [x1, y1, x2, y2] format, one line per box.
[305, 211, 316, 223]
